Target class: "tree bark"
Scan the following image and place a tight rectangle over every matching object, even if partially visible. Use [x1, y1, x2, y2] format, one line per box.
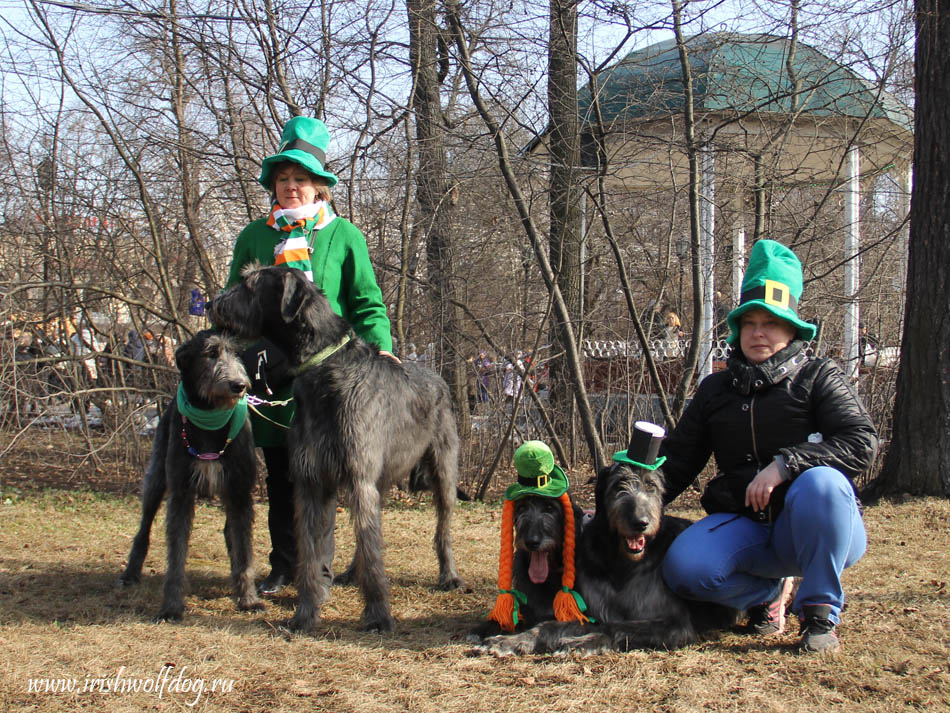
[446, 0, 606, 472]
[407, 0, 470, 434]
[866, 0, 950, 498]
[547, 0, 584, 449]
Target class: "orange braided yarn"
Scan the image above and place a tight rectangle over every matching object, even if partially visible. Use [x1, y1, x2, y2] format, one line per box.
[486, 498, 517, 631]
[553, 492, 590, 624]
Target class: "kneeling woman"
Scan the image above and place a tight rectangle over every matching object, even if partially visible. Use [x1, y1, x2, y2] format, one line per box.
[659, 240, 877, 654]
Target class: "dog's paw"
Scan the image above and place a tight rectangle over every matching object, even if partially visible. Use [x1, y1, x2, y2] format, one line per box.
[361, 614, 395, 634]
[117, 572, 140, 587]
[438, 576, 464, 592]
[464, 631, 487, 645]
[154, 606, 184, 623]
[480, 631, 539, 657]
[287, 611, 318, 633]
[238, 595, 265, 612]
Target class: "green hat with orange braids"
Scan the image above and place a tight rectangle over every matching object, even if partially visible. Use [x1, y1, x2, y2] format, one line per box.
[486, 441, 591, 632]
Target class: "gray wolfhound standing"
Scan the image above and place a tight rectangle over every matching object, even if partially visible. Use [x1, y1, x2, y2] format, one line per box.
[119, 330, 262, 621]
[209, 264, 462, 633]
[480, 462, 739, 654]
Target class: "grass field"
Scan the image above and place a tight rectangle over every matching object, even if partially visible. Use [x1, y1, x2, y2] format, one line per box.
[0, 482, 947, 713]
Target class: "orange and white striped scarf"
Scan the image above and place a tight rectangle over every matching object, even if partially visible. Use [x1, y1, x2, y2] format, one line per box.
[267, 201, 336, 281]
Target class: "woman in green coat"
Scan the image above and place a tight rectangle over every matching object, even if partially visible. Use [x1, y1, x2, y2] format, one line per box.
[225, 116, 395, 595]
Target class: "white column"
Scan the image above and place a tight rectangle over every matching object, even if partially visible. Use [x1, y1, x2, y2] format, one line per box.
[843, 145, 861, 380]
[725, 190, 746, 360]
[699, 145, 716, 378]
[896, 164, 912, 295]
[732, 216, 745, 304]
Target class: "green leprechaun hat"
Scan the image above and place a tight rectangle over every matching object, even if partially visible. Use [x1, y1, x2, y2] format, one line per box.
[613, 421, 667, 470]
[258, 116, 339, 189]
[505, 440, 569, 501]
[725, 239, 816, 345]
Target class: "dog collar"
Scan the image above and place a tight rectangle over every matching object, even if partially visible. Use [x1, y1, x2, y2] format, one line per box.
[176, 385, 248, 459]
[293, 332, 352, 374]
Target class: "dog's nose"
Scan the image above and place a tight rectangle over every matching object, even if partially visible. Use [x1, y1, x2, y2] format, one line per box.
[523, 535, 543, 550]
[630, 518, 649, 533]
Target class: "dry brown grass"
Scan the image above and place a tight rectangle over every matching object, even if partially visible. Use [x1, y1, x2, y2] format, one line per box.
[0, 482, 947, 713]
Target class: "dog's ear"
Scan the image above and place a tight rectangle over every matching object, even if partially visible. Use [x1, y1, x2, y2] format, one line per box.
[279, 269, 311, 323]
[593, 463, 615, 510]
[240, 261, 263, 288]
[174, 334, 197, 372]
[648, 467, 667, 499]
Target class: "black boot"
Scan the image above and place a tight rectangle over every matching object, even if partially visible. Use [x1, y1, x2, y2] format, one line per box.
[258, 570, 293, 596]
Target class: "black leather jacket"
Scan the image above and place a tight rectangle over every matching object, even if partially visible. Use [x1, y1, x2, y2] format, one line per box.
[660, 340, 878, 521]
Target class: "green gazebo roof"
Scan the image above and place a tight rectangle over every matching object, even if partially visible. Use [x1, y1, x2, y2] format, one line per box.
[579, 33, 912, 131]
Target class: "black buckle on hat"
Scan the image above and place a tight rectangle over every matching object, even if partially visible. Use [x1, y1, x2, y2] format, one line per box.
[518, 473, 549, 489]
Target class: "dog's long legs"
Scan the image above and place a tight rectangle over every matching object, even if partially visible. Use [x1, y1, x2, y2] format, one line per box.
[221, 478, 263, 612]
[351, 477, 393, 633]
[119, 449, 167, 586]
[427, 442, 463, 591]
[156, 482, 197, 621]
[289, 482, 337, 632]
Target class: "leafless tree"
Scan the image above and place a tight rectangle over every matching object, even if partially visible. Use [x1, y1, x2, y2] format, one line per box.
[867, 0, 949, 498]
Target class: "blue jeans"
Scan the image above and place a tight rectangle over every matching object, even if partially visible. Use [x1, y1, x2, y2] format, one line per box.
[661, 467, 866, 623]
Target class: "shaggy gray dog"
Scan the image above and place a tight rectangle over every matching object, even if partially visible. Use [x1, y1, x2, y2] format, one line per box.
[209, 264, 463, 633]
[119, 330, 262, 622]
[480, 463, 739, 655]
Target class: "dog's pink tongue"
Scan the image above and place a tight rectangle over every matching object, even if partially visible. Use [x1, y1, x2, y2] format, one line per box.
[528, 551, 550, 583]
[627, 534, 646, 552]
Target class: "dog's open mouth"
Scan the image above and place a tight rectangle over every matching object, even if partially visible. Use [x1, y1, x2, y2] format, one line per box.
[528, 551, 551, 584]
[624, 534, 647, 554]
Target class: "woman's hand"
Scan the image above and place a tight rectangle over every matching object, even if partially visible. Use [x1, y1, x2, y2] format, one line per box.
[745, 461, 785, 512]
[379, 350, 401, 364]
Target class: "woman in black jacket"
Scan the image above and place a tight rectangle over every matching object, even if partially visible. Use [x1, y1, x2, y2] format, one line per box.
[660, 240, 877, 654]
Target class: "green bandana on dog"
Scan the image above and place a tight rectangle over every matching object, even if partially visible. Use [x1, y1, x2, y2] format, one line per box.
[176, 383, 248, 444]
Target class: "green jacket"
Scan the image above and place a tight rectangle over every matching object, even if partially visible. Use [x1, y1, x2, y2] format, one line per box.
[226, 215, 393, 446]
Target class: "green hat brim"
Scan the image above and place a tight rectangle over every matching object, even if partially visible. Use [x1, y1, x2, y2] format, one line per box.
[258, 151, 339, 190]
[725, 301, 816, 345]
[612, 452, 666, 470]
[504, 464, 569, 500]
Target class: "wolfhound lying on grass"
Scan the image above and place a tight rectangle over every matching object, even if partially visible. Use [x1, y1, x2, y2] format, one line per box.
[479, 462, 738, 654]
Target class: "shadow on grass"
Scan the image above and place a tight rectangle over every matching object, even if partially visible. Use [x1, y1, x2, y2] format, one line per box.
[0, 557, 488, 650]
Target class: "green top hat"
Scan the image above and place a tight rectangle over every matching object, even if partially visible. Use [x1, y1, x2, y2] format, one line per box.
[505, 441, 569, 500]
[258, 117, 339, 190]
[725, 239, 817, 345]
[613, 421, 666, 470]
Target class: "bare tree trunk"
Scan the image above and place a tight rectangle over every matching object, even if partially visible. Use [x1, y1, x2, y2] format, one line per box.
[669, 0, 703, 414]
[547, 0, 584, 452]
[168, 0, 217, 296]
[866, 0, 950, 498]
[407, 0, 470, 434]
[446, 0, 606, 472]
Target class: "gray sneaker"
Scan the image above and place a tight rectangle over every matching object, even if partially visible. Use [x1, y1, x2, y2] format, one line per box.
[746, 577, 794, 635]
[798, 604, 840, 654]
